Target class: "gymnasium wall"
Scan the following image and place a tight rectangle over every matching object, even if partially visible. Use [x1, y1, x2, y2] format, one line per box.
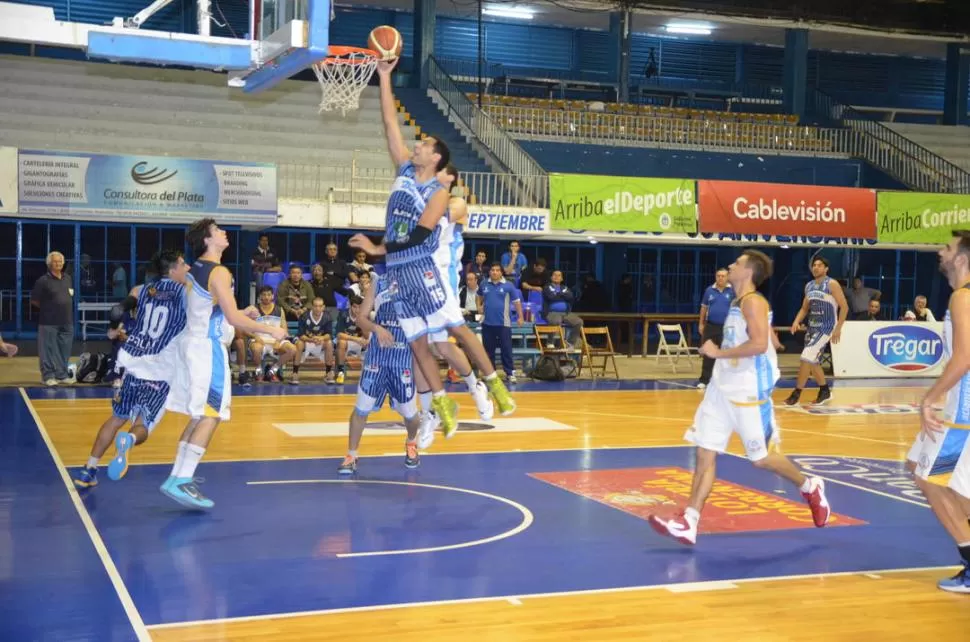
[520, 143, 908, 190]
[4, 1, 956, 112]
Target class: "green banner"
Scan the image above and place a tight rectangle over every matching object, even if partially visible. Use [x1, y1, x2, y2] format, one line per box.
[878, 192, 970, 244]
[549, 173, 697, 232]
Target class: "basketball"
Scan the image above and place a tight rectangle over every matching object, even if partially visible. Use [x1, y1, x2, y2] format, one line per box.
[368, 25, 403, 61]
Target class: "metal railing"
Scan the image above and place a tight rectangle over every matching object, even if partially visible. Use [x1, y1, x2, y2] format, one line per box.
[426, 55, 548, 208]
[277, 161, 548, 209]
[810, 89, 970, 194]
[483, 105, 852, 156]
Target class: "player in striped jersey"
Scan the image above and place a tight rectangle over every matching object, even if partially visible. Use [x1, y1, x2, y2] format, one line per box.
[786, 257, 848, 406]
[906, 231, 970, 593]
[648, 250, 831, 545]
[162, 219, 287, 510]
[349, 57, 514, 440]
[73, 249, 190, 489]
[338, 273, 421, 474]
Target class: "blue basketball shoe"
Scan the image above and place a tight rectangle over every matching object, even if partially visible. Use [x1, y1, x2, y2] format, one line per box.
[160, 476, 214, 510]
[107, 432, 136, 481]
[938, 561, 970, 593]
[73, 466, 98, 489]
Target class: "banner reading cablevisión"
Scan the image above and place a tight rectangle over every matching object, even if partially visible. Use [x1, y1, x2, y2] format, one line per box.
[549, 173, 697, 233]
[18, 149, 277, 225]
[877, 192, 970, 244]
[698, 180, 877, 239]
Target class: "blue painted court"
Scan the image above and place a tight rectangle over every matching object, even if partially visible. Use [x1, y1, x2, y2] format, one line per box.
[0, 385, 955, 638]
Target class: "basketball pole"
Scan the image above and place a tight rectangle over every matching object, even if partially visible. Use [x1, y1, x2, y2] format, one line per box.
[477, 0, 483, 108]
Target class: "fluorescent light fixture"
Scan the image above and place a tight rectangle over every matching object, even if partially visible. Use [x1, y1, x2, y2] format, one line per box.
[483, 5, 535, 20]
[665, 22, 713, 35]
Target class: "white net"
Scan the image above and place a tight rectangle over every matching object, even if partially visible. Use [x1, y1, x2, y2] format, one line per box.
[311, 49, 379, 116]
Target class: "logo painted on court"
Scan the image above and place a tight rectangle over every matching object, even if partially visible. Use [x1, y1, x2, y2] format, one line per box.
[784, 402, 928, 416]
[867, 325, 944, 372]
[791, 455, 927, 504]
[530, 467, 866, 533]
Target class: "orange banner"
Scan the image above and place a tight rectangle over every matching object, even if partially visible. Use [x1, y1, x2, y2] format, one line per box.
[699, 180, 877, 239]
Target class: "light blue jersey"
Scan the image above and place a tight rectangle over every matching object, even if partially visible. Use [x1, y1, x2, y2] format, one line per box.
[805, 277, 838, 334]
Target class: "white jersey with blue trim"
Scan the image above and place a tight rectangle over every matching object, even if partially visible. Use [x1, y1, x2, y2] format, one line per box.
[805, 277, 838, 333]
[711, 294, 780, 401]
[184, 259, 232, 344]
[942, 294, 970, 427]
[385, 161, 444, 266]
[115, 277, 187, 381]
[433, 208, 464, 291]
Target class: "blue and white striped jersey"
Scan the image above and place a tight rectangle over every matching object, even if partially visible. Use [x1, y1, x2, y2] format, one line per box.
[367, 275, 411, 367]
[805, 277, 838, 334]
[116, 277, 187, 381]
[385, 161, 444, 266]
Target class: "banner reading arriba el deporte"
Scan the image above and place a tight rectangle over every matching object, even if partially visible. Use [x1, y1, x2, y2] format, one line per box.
[549, 173, 697, 232]
[878, 192, 970, 244]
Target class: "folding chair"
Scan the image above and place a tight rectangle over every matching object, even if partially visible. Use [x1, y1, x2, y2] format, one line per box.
[580, 326, 619, 380]
[654, 323, 699, 373]
[534, 324, 582, 378]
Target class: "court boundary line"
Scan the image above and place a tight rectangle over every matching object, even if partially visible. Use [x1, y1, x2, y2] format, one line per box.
[247, 478, 534, 557]
[17, 388, 151, 642]
[144, 563, 957, 630]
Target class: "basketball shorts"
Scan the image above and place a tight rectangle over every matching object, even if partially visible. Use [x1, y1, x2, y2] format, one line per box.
[684, 383, 780, 461]
[251, 337, 294, 359]
[166, 335, 231, 421]
[112, 373, 170, 432]
[302, 341, 330, 363]
[430, 259, 462, 343]
[801, 328, 832, 365]
[387, 257, 464, 342]
[353, 355, 417, 420]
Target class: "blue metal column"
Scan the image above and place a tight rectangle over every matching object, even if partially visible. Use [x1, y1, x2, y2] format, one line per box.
[609, 11, 631, 102]
[943, 43, 969, 126]
[782, 28, 808, 119]
[15, 220, 22, 337]
[413, 0, 436, 88]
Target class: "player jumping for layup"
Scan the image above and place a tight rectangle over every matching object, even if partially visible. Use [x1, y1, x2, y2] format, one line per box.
[786, 256, 847, 406]
[73, 250, 190, 488]
[907, 231, 970, 593]
[163, 219, 287, 510]
[648, 250, 831, 545]
[338, 272, 421, 474]
[349, 58, 514, 439]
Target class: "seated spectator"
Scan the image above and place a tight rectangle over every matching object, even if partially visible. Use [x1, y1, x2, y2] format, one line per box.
[300, 297, 337, 384]
[251, 234, 281, 285]
[466, 250, 488, 281]
[249, 286, 300, 384]
[500, 241, 528, 281]
[349, 271, 372, 299]
[309, 263, 350, 327]
[277, 264, 314, 320]
[459, 272, 481, 322]
[855, 298, 883, 321]
[847, 277, 881, 318]
[912, 295, 936, 322]
[348, 249, 373, 282]
[520, 258, 550, 293]
[543, 270, 584, 348]
[335, 295, 367, 385]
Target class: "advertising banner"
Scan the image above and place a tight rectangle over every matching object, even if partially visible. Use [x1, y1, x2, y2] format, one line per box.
[549, 173, 697, 233]
[877, 191, 970, 244]
[465, 209, 549, 235]
[698, 180, 876, 239]
[0, 147, 17, 215]
[830, 320, 947, 378]
[18, 150, 277, 225]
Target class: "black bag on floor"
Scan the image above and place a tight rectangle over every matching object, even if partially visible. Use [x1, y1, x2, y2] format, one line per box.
[75, 352, 106, 384]
[530, 354, 565, 381]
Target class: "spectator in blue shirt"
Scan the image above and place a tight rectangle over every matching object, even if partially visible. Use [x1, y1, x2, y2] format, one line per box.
[500, 241, 528, 281]
[542, 270, 584, 348]
[478, 263, 524, 383]
[698, 268, 734, 388]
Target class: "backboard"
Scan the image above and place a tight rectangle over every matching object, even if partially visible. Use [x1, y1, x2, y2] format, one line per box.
[0, 0, 332, 94]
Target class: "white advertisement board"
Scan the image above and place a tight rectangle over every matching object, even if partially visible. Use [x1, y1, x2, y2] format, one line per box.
[831, 320, 947, 378]
[0, 147, 17, 214]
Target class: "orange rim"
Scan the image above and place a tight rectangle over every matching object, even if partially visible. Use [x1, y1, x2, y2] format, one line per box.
[320, 46, 380, 65]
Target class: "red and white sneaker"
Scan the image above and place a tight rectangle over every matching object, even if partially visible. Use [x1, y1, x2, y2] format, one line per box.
[801, 477, 831, 527]
[648, 513, 697, 546]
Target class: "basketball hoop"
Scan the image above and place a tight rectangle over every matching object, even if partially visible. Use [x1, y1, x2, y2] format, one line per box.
[312, 46, 380, 116]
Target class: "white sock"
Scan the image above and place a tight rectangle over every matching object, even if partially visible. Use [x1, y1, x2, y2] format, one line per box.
[684, 507, 700, 526]
[419, 391, 433, 412]
[462, 371, 479, 392]
[432, 389, 445, 398]
[175, 444, 206, 479]
[484, 371, 498, 381]
[799, 478, 813, 493]
[87, 456, 99, 469]
[347, 450, 358, 459]
[168, 441, 189, 477]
